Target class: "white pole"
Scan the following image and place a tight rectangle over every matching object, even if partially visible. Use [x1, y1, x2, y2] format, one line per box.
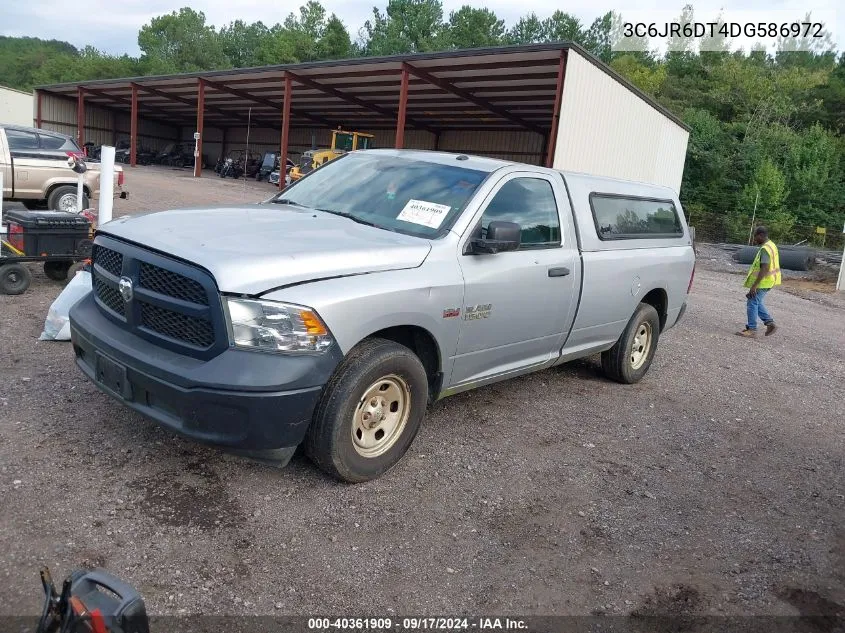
[0, 170, 4, 236]
[76, 172, 84, 213]
[837, 222, 845, 293]
[99, 145, 115, 225]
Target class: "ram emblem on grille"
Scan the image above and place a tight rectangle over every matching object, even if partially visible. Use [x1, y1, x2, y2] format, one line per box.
[118, 277, 134, 303]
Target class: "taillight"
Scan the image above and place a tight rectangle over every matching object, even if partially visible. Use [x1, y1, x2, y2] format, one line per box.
[118, 170, 125, 186]
[8, 222, 24, 253]
[687, 262, 695, 294]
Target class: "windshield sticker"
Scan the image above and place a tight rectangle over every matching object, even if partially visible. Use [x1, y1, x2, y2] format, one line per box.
[396, 199, 452, 229]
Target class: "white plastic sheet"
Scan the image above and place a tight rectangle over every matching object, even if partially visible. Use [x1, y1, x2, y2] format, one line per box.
[39, 270, 92, 341]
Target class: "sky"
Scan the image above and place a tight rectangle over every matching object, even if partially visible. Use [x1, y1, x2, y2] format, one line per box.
[0, 0, 841, 56]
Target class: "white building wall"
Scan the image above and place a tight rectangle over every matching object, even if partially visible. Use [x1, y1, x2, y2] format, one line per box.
[1, 86, 35, 127]
[553, 49, 689, 193]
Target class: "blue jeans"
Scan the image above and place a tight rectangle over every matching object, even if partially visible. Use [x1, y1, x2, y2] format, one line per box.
[746, 288, 773, 330]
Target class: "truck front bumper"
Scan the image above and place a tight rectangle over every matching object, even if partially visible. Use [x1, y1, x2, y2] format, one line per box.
[69, 293, 342, 465]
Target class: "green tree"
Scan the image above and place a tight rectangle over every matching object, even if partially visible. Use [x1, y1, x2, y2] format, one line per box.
[610, 55, 666, 94]
[137, 8, 227, 73]
[0, 36, 79, 90]
[317, 15, 353, 59]
[582, 12, 613, 62]
[446, 6, 505, 49]
[507, 13, 545, 45]
[738, 159, 794, 240]
[361, 0, 447, 55]
[542, 11, 582, 43]
[219, 20, 270, 68]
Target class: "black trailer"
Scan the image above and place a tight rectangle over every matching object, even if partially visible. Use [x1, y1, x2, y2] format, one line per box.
[0, 209, 93, 295]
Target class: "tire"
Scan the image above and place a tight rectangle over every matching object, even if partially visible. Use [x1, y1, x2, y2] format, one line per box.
[67, 261, 88, 279]
[0, 263, 32, 295]
[305, 338, 429, 483]
[44, 260, 72, 281]
[601, 303, 661, 384]
[47, 186, 89, 213]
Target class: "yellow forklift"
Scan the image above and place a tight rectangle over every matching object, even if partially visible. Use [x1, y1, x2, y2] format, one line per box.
[289, 129, 374, 182]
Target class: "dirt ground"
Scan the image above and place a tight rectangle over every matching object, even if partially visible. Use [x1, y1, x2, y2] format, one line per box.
[1, 166, 843, 621]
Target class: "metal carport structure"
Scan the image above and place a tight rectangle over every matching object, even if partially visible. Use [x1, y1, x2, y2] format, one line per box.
[34, 43, 689, 190]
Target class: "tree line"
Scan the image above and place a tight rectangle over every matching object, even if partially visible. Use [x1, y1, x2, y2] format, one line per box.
[1, 1, 843, 239]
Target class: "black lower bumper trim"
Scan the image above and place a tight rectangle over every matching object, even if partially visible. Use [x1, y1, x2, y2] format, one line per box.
[69, 293, 341, 457]
[74, 349, 322, 454]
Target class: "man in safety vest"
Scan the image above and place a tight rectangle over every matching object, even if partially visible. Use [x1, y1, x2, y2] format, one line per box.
[736, 226, 781, 337]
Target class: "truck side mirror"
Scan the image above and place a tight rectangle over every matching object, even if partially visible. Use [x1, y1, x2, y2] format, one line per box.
[468, 221, 521, 254]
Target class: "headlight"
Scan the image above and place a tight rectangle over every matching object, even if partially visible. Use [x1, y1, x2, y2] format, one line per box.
[224, 298, 334, 353]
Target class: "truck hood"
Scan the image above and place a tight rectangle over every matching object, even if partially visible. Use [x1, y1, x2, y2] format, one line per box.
[98, 204, 432, 295]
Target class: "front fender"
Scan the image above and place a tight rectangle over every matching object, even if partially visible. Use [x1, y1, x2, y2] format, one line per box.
[260, 258, 465, 371]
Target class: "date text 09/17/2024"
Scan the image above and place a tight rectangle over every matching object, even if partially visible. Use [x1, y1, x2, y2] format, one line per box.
[307, 617, 529, 630]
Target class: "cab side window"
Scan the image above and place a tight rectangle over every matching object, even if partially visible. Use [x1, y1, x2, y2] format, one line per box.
[479, 178, 561, 249]
[5, 129, 39, 150]
[39, 133, 79, 151]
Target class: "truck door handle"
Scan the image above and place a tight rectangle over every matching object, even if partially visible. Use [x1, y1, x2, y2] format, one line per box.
[548, 267, 571, 277]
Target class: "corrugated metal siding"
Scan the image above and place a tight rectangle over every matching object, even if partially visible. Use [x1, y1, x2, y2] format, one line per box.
[40, 94, 76, 137]
[439, 130, 544, 164]
[38, 93, 181, 151]
[115, 113, 180, 151]
[0, 86, 34, 126]
[553, 50, 689, 192]
[194, 126, 436, 161]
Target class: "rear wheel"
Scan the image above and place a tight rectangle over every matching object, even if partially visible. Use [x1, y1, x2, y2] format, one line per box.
[44, 260, 72, 281]
[601, 303, 661, 384]
[0, 263, 32, 295]
[47, 186, 89, 213]
[305, 338, 428, 483]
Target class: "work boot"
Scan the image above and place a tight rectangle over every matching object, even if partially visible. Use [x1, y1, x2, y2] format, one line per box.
[735, 328, 757, 338]
[765, 322, 777, 336]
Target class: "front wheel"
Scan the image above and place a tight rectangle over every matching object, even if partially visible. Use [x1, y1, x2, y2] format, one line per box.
[601, 303, 661, 384]
[305, 338, 428, 483]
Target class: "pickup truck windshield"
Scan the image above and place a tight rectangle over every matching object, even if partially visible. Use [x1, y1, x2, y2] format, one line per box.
[269, 153, 489, 238]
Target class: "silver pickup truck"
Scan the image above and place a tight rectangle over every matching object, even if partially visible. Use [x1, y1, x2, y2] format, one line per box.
[69, 150, 695, 482]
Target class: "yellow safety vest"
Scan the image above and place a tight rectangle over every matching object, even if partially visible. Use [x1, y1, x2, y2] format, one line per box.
[744, 240, 781, 289]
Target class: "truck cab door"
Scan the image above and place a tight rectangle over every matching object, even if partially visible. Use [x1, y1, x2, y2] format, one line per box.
[449, 172, 580, 387]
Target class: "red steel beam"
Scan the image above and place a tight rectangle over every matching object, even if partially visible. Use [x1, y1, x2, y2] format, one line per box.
[546, 51, 567, 168]
[130, 83, 138, 167]
[287, 70, 436, 135]
[82, 87, 194, 125]
[137, 84, 280, 131]
[279, 74, 292, 190]
[194, 79, 205, 177]
[395, 66, 409, 148]
[35, 90, 42, 128]
[202, 77, 333, 128]
[77, 87, 85, 148]
[402, 62, 545, 135]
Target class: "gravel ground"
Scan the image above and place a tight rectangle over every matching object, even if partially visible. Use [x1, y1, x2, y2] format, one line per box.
[1, 167, 843, 621]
